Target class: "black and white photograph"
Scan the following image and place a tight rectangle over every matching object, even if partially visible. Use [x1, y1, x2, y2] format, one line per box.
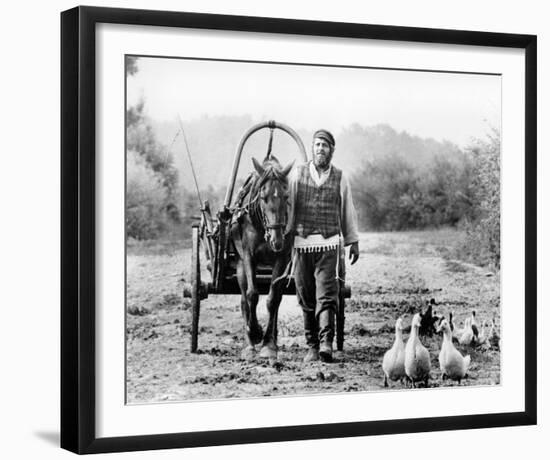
[125, 55, 502, 404]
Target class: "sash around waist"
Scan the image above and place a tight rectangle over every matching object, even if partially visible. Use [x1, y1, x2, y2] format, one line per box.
[294, 233, 341, 253]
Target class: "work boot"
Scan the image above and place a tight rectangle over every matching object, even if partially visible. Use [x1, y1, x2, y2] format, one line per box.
[303, 310, 319, 363]
[318, 309, 335, 363]
[319, 342, 333, 363]
[303, 347, 320, 363]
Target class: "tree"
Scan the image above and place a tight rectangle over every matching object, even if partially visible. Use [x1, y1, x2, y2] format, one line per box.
[127, 101, 179, 198]
[126, 149, 168, 239]
[126, 56, 139, 76]
[125, 57, 181, 239]
[351, 149, 473, 231]
[458, 130, 500, 268]
[348, 125, 475, 231]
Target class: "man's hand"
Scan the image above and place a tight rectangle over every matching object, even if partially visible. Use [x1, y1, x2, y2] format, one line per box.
[349, 242, 359, 265]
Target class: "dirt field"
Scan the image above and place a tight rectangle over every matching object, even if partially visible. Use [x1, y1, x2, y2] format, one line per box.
[126, 229, 500, 403]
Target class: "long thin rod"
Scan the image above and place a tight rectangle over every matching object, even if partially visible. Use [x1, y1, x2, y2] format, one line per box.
[177, 115, 215, 264]
[177, 114, 203, 208]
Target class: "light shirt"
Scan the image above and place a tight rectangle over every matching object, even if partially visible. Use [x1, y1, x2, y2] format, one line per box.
[309, 162, 332, 187]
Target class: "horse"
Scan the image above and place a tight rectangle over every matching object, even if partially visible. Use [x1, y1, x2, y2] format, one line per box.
[230, 153, 294, 362]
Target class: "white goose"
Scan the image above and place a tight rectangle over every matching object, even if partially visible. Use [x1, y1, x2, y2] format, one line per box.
[438, 318, 471, 384]
[382, 317, 406, 387]
[483, 317, 501, 350]
[476, 320, 492, 349]
[458, 311, 478, 346]
[405, 313, 431, 388]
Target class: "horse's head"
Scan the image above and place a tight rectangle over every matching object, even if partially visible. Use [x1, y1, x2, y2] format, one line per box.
[252, 155, 294, 252]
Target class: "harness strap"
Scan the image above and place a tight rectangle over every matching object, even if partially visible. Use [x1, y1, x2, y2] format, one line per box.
[230, 221, 245, 259]
[272, 250, 296, 288]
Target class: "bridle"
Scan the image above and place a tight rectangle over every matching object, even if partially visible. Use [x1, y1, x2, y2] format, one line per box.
[260, 208, 287, 244]
[249, 169, 289, 246]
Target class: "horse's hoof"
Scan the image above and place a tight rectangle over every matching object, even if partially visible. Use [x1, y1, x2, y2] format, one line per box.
[241, 346, 256, 361]
[259, 345, 277, 360]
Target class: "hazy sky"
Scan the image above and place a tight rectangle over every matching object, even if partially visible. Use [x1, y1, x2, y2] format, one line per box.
[127, 56, 500, 148]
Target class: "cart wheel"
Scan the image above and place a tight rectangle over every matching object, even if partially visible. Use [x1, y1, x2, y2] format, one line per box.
[190, 223, 201, 353]
[336, 280, 345, 352]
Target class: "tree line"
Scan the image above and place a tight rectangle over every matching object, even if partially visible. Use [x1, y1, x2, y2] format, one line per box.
[347, 126, 500, 267]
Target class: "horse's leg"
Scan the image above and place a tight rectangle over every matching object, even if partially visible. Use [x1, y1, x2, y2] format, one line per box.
[243, 251, 263, 345]
[237, 259, 256, 360]
[259, 256, 287, 361]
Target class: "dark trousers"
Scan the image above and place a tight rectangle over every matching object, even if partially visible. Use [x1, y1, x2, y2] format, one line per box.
[295, 249, 339, 316]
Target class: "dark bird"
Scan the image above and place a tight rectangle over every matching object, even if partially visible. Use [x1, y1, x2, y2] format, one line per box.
[419, 298, 440, 337]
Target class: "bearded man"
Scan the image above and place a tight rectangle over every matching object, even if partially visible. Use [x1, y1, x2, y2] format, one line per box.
[287, 129, 360, 363]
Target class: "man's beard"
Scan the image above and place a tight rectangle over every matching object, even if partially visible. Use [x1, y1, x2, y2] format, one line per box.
[314, 152, 332, 170]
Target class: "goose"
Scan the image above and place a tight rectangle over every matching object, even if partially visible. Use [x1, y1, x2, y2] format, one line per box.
[458, 311, 479, 346]
[448, 312, 462, 345]
[382, 317, 406, 387]
[487, 317, 501, 350]
[437, 318, 471, 383]
[476, 320, 492, 349]
[405, 313, 431, 388]
[457, 316, 473, 345]
[470, 310, 480, 338]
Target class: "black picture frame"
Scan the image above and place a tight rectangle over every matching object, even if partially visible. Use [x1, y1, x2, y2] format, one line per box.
[61, 5, 537, 454]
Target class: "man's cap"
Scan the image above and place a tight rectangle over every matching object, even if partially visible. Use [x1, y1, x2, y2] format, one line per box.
[313, 129, 335, 147]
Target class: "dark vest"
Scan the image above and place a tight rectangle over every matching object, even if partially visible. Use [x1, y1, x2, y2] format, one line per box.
[294, 163, 342, 238]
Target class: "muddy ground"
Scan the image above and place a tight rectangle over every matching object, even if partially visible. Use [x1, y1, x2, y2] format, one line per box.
[126, 229, 500, 403]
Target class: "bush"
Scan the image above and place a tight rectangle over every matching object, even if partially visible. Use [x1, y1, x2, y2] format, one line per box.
[457, 131, 500, 268]
[351, 149, 473, 231]
[126, 149, 168, 239]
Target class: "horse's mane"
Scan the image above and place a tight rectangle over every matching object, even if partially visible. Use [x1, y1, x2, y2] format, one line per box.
[253, 155, 289, 189]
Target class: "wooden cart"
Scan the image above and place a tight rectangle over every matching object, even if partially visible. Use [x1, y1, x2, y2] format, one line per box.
[184, 121, 351, 352]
